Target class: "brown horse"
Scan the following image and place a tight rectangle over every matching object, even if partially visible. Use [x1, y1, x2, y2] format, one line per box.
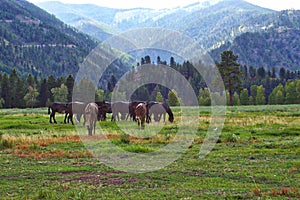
[135, 103, 147, 129]
[95, 101, 112, 121]
[84, 103, 98, 136]
[48, 102, 67, 124]
[64, 101, 87, 125]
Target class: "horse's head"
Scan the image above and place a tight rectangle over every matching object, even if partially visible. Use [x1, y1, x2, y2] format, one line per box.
[168, 114, 174, 122]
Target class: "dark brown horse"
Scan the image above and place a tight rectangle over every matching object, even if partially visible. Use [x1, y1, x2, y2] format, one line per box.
[135, 103, 147, 129]
[64, 101, 87, 125]
[95, 101, 112, 121]
[147, 102, 174, 123]
[48, 102, 67, 124]
[84, 102, 98, 136]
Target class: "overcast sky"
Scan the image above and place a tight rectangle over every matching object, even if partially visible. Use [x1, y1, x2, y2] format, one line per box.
[28, 0, 300, 11]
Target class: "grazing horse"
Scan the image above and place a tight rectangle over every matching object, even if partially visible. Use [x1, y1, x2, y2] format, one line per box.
[147, 102, 174, 123]
[48, 102, 67, 124]
[95, 101, 112, 121]
[135, 103, 147, 129]
[111, 101, 130, 121]
[84, 103, 98, 136]
[64, 101, 87, 125]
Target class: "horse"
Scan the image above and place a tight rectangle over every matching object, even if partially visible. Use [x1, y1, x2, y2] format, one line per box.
[48, 102, 67, 124]
[111, 101, 130, 121]
[147, 102, 174, 123]
[95, 101, 112, 121]
[64, 101, 87, 125]
[135, 103, 147, 129]
[84, 102, 98, 136]
[128, 101, 145, 121]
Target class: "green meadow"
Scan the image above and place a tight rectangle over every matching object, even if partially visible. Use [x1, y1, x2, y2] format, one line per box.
[0, 105, 299, 199]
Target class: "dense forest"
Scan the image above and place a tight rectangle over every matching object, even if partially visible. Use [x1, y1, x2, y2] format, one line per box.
[1, 50, 300, 108]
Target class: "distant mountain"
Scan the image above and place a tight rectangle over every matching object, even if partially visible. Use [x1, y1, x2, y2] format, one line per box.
[35, 0, 299, 72]
[0, 0, 98, 77]
[210, 10, 300, 71]
[37, 0, 273, 49]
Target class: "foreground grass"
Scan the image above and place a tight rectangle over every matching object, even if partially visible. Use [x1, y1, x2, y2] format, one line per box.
[0, 105, 299, 199]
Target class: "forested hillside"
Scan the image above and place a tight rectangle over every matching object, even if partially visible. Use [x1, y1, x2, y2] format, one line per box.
[0, 0, 98, 77]
[210, 10, 300, 71]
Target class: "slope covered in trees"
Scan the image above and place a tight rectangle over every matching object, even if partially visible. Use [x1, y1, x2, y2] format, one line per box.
[210, 10, 300, 72]
[0, 0, 98, 77]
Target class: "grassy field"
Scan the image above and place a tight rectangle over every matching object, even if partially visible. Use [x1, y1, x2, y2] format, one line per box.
[0, 105, 299, 199]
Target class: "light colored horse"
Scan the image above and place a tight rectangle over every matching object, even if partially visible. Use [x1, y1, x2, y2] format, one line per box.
[84, 102, 98, 136]
[111, 101, 130, 121]
[147, 102, 174, 122]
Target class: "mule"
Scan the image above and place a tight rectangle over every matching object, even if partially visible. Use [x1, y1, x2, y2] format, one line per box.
[84, 102, 98, 136]
[135, 103, 147, 129]
[48, 102, 67, 124]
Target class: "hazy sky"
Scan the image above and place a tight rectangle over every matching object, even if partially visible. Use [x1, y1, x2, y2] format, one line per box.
[28, 0, 300, 11]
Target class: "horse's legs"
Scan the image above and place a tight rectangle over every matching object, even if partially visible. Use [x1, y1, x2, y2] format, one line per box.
[64, 113, 68, 124]
[69, 114, 74, 125]
[163, 113, 166, 122]
[49, 111, 53, 123]
[51, 112, 57, 124]
[141, 117, 145, 129]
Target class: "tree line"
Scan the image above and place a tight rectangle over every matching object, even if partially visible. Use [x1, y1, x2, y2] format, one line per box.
[0, 50, 300, 108]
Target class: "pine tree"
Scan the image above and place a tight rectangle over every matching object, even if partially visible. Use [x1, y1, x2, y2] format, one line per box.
[38, 78, 49, 107]
[168, 89, 180, 106]
[217, 51, 241, 106]
[156, 91, 163, 102]
[256, 85, 265, 105]
[66, 75, 74, 102]
[1, 74, 9, 108]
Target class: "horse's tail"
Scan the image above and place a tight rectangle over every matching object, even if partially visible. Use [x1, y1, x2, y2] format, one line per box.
[48, 105, 51, 115]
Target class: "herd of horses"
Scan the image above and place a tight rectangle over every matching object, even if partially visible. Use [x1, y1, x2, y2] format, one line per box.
[48, 101, 174, 135]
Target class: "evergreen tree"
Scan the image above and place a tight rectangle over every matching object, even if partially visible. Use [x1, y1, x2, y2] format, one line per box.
[38, 78, 49, 107]
[250, 85, 258, 105]
[1, 74, 9, 108]
[156, 91, 164, 102]
[9, 69, 18, 107]
[217, 51, 241, 106]
[47, 75, 56, 102]
[15, 78, 25, 108]
[256, 85, 265, 105]
[168, 89, 180, 106]
[66, 75, 74, 102]
[279, 67, 286, 80]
